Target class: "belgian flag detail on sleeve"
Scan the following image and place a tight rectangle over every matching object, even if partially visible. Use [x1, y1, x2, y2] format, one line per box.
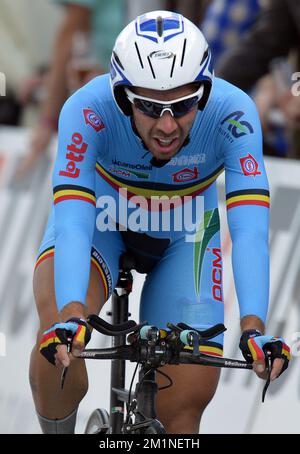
[35, 246, 55, 270]
[226, 189, 270, 210]
[53, 185, 96, 206]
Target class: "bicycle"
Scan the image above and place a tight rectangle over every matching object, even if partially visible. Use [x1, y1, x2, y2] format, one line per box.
[72, 253, 270, 434]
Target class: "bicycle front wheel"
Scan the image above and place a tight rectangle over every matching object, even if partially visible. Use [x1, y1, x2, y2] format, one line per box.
[84, 408, 109, 434]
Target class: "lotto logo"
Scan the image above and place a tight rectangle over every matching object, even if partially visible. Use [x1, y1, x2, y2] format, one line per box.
[59, 132, 88, 178]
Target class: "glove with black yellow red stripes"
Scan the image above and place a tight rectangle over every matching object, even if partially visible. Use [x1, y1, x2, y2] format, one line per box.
[39, 318, 91, 365]
[239, 329, 291, 377]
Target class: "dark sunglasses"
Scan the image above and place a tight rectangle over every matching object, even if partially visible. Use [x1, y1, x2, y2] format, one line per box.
[125, 85, 204, 119]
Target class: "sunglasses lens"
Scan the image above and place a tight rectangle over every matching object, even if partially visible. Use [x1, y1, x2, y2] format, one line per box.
[134, 99, 161, 118]
[172, 96, 198, 118]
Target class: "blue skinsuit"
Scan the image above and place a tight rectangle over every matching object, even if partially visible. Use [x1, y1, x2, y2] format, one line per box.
[37, 74, 270, 354]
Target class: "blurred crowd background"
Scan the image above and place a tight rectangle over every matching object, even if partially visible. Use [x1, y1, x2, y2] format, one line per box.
[1, 0, 299, 182]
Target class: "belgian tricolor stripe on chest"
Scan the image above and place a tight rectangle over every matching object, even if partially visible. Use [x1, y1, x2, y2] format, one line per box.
[96, 161, 224, 207]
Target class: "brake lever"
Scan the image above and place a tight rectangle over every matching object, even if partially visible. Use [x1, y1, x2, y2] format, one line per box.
[60, 338, 72, 390]
[262, 355, 272, 403]
[61, 366, 68, 390]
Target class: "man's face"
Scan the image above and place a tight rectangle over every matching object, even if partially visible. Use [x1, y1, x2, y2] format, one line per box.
[130, 84, 199, 161]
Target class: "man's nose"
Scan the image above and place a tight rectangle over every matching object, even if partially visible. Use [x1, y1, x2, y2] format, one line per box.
[156, 110, 178, 135]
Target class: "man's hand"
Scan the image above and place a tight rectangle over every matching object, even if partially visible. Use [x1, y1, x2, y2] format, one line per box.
[39, 318, 91, 367]
[239, 329, 291, 380]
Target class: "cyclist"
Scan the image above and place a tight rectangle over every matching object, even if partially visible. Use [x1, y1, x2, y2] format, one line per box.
[30, 10, 290, 434]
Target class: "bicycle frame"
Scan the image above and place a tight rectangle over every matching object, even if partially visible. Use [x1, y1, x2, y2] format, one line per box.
[107, 255, 161, 434]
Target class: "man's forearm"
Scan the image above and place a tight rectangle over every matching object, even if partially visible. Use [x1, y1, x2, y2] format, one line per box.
[240, 315, 265, 334]
[60, 301, 87, 322]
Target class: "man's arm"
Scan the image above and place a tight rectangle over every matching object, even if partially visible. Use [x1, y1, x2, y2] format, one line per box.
[53, 91, 104, 314]
[48, 87, 106, 366]
[216, 0, 299, 91]
[218, 83, 290, 379]
[240, 315, 265, 334]
[218, 85, 270, 373]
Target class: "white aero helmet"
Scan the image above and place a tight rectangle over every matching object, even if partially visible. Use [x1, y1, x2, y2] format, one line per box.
[110, 10, 214, 116]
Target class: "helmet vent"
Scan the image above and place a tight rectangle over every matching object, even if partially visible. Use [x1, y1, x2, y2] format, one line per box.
[170, 55, 176, 78]
[147, 56, 156, 79]
[156, 16, 164, 37]
[113, 51, 124, 70]
[200, 48, 209, 66]
[180, 39, 187, 66]
[134, 42, 144, 69]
